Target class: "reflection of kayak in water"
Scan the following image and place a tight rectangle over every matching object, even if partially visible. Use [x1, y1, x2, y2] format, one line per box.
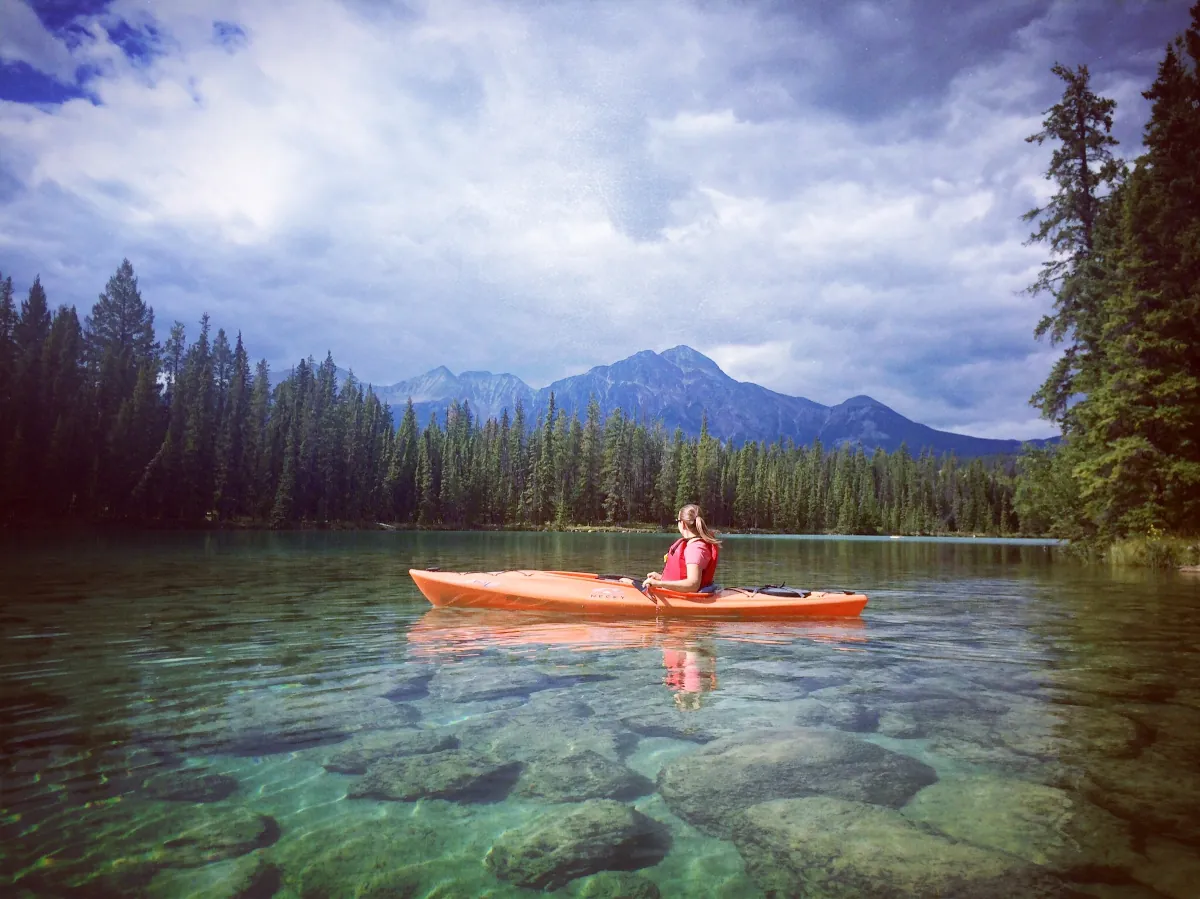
[409, 569, 868, 619]
[406, 608, 866, 658]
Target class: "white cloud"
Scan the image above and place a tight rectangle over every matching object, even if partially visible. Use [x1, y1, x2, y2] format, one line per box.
[0, 0, 1178, 439]
[0, 0, 76, 79]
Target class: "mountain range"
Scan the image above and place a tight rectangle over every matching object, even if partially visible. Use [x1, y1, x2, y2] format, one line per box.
[333, 345, 1052, 457]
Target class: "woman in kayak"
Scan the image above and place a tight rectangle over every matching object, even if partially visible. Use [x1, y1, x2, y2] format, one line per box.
[642, 503, 722, 593]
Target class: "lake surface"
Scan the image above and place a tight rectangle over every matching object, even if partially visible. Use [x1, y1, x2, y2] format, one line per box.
[2, 531, 1199, 898]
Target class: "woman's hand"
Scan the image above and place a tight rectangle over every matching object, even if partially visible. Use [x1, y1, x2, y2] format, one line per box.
[643, 572, 662, 589]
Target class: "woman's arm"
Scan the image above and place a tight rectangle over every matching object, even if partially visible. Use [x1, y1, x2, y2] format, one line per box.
[644, 563, 703, 593]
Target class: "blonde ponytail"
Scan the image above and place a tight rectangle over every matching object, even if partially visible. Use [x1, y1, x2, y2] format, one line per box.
[678, 503, 722, 546]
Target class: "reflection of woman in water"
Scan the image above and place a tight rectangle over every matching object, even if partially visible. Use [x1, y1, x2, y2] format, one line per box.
[662, 640, 718, 710]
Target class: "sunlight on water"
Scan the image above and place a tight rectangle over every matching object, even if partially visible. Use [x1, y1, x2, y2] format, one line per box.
[2, 531, 1199, 898]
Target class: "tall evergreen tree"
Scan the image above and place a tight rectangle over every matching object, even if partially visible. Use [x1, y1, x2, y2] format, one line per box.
[1024, 63, 1123, 423]
[0, 274, 17, 510]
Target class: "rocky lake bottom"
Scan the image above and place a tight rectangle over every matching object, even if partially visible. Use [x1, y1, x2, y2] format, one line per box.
[2, 531, 1199, 898]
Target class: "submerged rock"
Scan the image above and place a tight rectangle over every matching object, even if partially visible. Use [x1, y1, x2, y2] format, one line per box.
[618, 711, 720, 743]
[143, 769, 239, 803]
[1080, 748, 1200, 846]
[485, 799, 670, 890]
[997, 703, 1141, 759]
[144, 855, 282, 899]
[322, 730, 459, 774]
[1054, 668, 1177, 705]
[430, 665, 559, 703]
[792, 697, 880, 733]
[138, 685, 422, 758]
[223, 723, 350, 757]
[382, 672, 434, 702]
[732, 797, 1066, 898]
[511, 749, 654, 802]
[3, 797, 279, 894]
[903, 776, 1142, 876]
[286, 822, 444, 899]
[157, 807, 281, 868]
[348, 748, 522, 802]
[456, 710, 638, 763]
[576, 870, 662, 899]
[657, 727, 937, 837]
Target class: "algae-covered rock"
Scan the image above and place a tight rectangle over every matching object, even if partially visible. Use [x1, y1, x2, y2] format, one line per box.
[876, 708, 923, 738]
[457, 710, 637, 762]
[145, 855, 282, 899]
[271, 818, 460, 898]
[618, 711, 720, 743]
[511, 749, 654, 802]
[381, 673, 434, 703]
[1081, 748, 1200, 846]
[430, 665, 559, 703]
[657, 727, 937, 837]
[138, 683, 421, 758]
[732, 797, 1066, 898]
[2, 799, 279, 894]
[143, 769, 239, 802]
[155, 806, 281, 868]
[485, 799, 670, 891]
[348, 748, 522, 802]
[1130, 834, 1200, 899]
[792, 697, 879, 732]
[997, 703, 1140, 759]
[575, 870, 662, 899]
[292, 835, 433, 898]
[323, 730, 459, 774]
[903, 776, 1141, 875]
[1054, 667, 1177, 704]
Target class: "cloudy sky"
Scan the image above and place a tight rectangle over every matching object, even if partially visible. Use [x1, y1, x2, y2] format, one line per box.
[0, 0, 1191, 438]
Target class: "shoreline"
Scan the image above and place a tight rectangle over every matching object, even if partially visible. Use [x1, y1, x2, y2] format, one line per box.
[0, 516, 1055, 541]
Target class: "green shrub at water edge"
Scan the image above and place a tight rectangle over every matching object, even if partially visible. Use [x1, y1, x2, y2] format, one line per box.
[1107, 536, 1200, 569]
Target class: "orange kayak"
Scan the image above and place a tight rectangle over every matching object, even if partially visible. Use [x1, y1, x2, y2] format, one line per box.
[408, 569, 868, 619]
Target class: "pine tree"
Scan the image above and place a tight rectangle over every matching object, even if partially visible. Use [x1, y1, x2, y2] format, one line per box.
[674, 435, 697, 514]
[214, 333, 252, 518]
[655, 428, 682, 525]
[508, 402, 527, 523]
[1024, 64, 1123, 424]
[247, 359, 272, 517]
[180, 314, 216, 520]
[7, 278, 52, 515]
[600, 409, 629, 523]
[0, 274, 17, 513]
[41, 305, 87, 516]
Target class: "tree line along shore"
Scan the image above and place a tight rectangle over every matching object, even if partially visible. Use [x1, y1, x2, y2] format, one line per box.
[0, 265, 1024, 541]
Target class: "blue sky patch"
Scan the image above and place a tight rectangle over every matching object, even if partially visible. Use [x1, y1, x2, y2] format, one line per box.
[104, 19, 167, 66]
[27, 0, 114, 33]
[213, 21, 248, 51]
[0, 60, 88, 104]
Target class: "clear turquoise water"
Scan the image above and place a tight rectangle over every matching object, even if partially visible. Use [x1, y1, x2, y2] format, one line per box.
[2, 531, 1199, 898]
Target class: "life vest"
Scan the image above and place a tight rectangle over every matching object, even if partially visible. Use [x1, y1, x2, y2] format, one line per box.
[662, 537, 719, 588]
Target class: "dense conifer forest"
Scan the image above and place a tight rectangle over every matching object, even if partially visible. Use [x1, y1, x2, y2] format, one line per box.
[0, 261, 1019, 534]
[1013, 5, 1200, 555]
